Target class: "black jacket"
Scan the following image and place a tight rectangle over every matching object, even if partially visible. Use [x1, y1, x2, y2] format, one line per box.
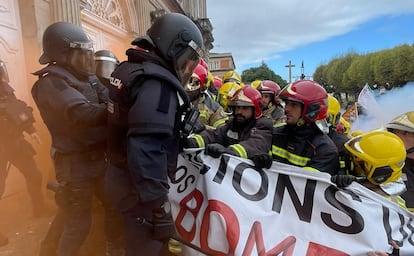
[192, 116, 273, 158]
[31, 65, 108, 153]
[106, 48, 190, 202]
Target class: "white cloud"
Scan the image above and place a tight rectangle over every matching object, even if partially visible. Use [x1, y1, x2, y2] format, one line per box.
[207, 0, 414, 67]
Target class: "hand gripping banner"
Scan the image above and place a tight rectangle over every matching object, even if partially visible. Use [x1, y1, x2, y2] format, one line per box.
[169, 149, 414, 256]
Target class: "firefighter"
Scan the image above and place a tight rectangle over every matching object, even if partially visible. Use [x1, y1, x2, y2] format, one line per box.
[250, 80, 339, 175]
[183, 85, 272, 159]
[184, 62, 228, 131]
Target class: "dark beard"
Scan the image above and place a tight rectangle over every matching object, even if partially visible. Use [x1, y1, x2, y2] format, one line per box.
[233, 114, 250, 127]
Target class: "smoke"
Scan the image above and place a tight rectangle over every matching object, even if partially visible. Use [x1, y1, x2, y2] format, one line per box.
[351, 82, 414, 132]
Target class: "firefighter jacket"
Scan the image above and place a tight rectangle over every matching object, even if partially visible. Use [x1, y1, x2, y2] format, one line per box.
[191, 116, 272, 159]
[31, 65, 108, 153]
[271, 122, 339, 175]
[193, 93, 228, 129]
[328, 128, 350, 174]
[262, 103, 285, 127]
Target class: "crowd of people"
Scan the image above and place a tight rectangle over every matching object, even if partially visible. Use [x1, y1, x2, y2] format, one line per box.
[0, 12, 412, 256]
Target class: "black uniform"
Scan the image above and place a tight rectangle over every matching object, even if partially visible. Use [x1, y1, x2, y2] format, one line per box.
[0, 80, 46, 216]
[32, 65, 122, 256]
[105, 48, 191, 255]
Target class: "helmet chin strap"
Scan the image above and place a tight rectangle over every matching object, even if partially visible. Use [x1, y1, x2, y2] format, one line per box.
[296, 118, 306, 127]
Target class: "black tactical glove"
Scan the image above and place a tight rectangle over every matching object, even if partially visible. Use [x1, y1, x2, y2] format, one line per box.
[180, 137, 198, 150]
[250, 154, 273, 169]
[192, 122, 206, 134]
[151, 202, 176, 243]
[205, 143, 228, 158]
[331, 175, 357, 188]
[389, 247, 400, 256]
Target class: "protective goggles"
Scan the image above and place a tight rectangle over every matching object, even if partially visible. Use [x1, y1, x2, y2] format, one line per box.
[185, 75, 201, 92]
[367, 162, 404, 185]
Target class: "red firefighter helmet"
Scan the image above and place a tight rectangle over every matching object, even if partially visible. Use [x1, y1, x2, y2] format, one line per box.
[279, 80, 328, 122]
[199, 58, 209, 71]
[257, 80, 281, 103]
[193, 63, 208, 91]
[213, 76, 223, 89]
[228, 86, 263, 119]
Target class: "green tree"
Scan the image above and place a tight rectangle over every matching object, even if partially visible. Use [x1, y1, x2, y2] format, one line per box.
[392, 44, 414, 87]
[312, 43, 414, 93]
[241, 62, 287, 87]
[371, 49, 395, 86]
[343, 55, 372, 96]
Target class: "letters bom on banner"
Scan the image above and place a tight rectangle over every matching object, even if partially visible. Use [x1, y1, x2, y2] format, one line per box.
[170, 151, 414, 255]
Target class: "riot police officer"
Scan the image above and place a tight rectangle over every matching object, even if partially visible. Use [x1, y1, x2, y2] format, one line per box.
[94, 49, 119, 88]
[31, 22, 122, 256]
[0, 59, 47, 217]
[105, 13, 204, 255]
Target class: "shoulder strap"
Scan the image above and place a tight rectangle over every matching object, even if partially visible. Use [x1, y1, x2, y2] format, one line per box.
[33, 65, 78, 87]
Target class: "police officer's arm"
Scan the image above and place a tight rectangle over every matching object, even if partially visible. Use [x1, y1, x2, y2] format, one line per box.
[126, 81, 178, 202]
[33, 77, 106, 126]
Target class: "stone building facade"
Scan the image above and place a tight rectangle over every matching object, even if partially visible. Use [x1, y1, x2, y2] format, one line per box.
[0, 0, 213, 173]
[0, 0, 213, 101]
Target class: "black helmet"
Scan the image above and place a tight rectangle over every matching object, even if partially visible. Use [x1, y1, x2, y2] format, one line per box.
[133, 13, 204, 85]
[94, 50, 119, 80]
[39, 22, 95, 76]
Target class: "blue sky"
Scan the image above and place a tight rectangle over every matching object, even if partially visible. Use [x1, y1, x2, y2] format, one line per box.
[207, 1, 414, 82]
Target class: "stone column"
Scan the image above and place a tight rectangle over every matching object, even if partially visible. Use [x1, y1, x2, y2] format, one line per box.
[50, 0, 81, 25]
[134, 0, 151, 35]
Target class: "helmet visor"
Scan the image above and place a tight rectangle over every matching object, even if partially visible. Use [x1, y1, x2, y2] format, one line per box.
[67, 41, 95, 76]
[95, 57, 118, 80]
[175, 40, 202, 86]
[369, 166, 393, 184]
[68, 48, 96, 76]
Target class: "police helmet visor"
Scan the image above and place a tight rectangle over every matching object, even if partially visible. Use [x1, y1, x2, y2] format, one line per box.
[174, 40, 202, 86]
[95, 56, 118, 80]
[0, 62, 9, 84]
[67, 41, 95, 76]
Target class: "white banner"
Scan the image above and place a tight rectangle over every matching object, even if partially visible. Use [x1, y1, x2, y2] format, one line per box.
[169, 149, 414, 256]
[357, 83, 378, 111]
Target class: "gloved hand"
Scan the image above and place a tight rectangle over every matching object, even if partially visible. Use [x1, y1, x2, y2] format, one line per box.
[180, 137, 198, 150]
[192, 122, 206, 134]
[331, 175, 357, 188]
[250, 154, 273, 169]
[205, 143, 227, 158]
[151, 202, 176, 243]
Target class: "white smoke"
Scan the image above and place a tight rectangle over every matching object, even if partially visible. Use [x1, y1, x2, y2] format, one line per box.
[351, 82, 414, 132]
